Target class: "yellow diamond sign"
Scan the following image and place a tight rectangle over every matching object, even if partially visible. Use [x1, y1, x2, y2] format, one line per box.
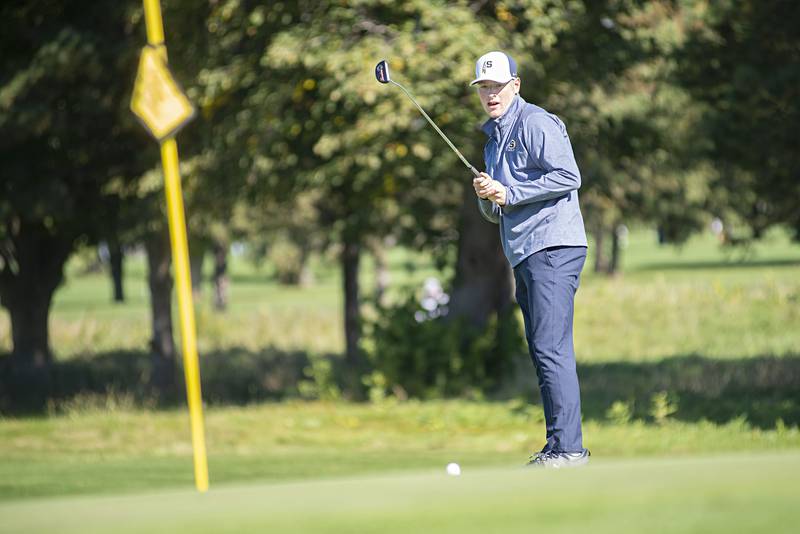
[131, 46, 195, 141]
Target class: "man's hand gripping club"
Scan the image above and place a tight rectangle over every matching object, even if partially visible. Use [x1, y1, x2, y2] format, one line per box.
[473, 172, 507, 206]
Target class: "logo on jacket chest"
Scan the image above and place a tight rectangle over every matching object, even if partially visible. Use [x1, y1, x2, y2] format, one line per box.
[506, 139, 517, 151]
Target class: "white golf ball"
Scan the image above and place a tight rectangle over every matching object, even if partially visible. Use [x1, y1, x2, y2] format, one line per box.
[446, 462, 461, 476]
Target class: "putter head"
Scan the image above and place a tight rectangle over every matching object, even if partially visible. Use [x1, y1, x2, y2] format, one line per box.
[375, 60, 391, 84]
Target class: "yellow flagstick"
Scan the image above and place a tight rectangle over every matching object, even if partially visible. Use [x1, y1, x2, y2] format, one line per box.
[143, 0, 166, 47]
[162, 139, 209, 493]
[137, 0, 209, 493]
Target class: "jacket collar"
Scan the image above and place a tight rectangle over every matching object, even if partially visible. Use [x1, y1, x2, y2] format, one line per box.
[481, 95, 525, 137]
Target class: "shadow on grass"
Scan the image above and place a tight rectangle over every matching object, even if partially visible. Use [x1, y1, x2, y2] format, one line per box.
[494, 354, 800, 434]
[637, 258, 800, 271]
[0, 347, 318, 414]
[1, 350, 798, 429]
[227, 270, 337, 285]
[516, 354, 800, 429]
[227, 273, 275, 285]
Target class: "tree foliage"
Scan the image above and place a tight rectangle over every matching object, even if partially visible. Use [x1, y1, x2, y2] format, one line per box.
[0, 2, 149, 376]
[677, 0, 800, 240]
[2, 0, 799, 402]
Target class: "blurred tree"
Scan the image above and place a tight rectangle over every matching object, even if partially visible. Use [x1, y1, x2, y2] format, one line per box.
[108, 236, 126, 303]
[235, 0, 495, 393]
[0, 3, 151, 388]
[9, 0, 792, 403]
[248, 191, 325, 286]
[677, 0, 800, 241]
[159, 0, 313, 295]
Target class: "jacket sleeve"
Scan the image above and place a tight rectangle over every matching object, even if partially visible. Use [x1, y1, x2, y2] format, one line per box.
[477, 197, 500, 224]
[504, 114, 581, 207]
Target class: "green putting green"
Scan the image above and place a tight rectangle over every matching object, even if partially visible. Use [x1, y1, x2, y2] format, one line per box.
[2, 452, 798, 533]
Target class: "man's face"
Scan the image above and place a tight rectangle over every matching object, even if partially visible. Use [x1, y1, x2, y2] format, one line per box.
[477, 78, 521, 119]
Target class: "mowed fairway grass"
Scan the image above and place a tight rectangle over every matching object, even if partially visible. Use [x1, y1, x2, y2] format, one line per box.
[1, 227, 800, 532]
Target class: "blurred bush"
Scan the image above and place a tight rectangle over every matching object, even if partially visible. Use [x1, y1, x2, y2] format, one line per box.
[364, 290, 525, 399]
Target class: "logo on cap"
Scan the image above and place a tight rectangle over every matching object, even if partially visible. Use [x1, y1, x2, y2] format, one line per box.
[471, 51, 517, 86]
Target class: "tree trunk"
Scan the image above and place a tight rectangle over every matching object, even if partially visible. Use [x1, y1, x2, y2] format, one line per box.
[8, 296, 52, 369]
[0, 220, 72, 406]
[373, 241, 389, 306]
[297, 246, 314, 287]
[109, 239, 125, 302]
[449, 186, 513, 326]
[189, 245, 205, 297]
[145, 231, 176, 396]
[593, 226, 608, 274]
[342, 238, 365, 397]
[609, 224, 622, 275]
[212, 240, 229, 311]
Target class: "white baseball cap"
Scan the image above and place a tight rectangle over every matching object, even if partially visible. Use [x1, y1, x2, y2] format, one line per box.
[470, 51, 518, 85]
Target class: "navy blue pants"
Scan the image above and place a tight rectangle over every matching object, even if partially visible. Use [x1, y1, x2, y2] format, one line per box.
[513, 246, 587, 453]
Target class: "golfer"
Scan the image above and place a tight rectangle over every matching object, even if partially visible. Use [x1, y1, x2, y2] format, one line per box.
[471, 51, 590, 468]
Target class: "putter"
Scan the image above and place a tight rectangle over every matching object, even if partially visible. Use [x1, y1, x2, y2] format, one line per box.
[375, 59, 480, 177]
